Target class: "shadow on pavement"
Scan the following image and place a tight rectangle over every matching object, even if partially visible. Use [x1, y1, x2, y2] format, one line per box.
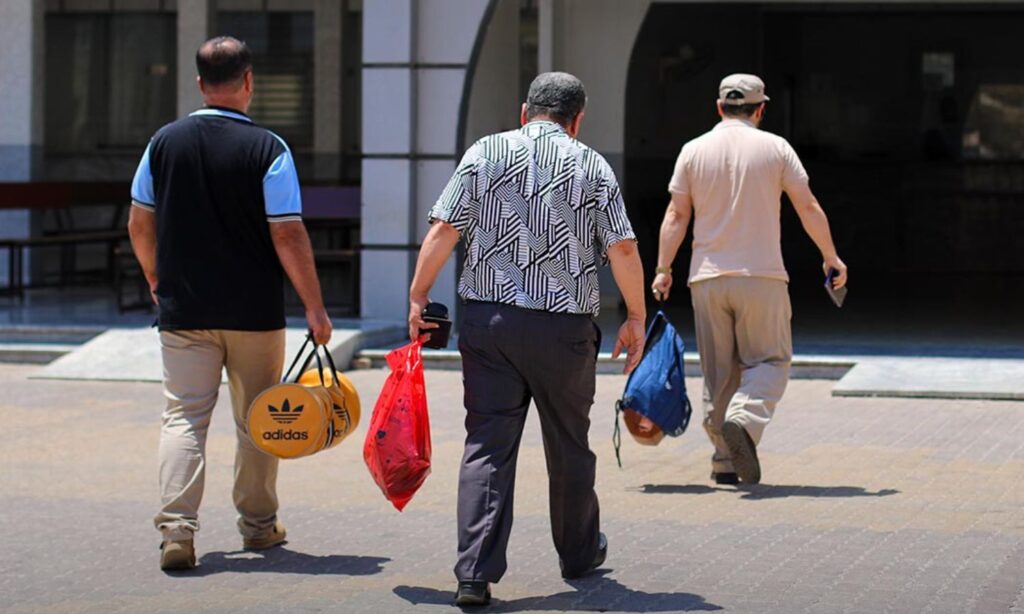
[393, 570, 722, 612]
[737, 485, 900, 500]
[180, 547, 389, 577]
[637, 483, 899, 500]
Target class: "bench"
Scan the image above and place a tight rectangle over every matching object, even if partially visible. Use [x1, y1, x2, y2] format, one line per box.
[0, 230, 129, 299]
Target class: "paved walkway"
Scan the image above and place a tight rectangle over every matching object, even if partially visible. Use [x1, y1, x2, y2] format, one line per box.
[1, 363, 1022, 613]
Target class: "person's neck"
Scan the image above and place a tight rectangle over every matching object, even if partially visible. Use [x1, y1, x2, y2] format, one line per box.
[203, 98, 248, 115]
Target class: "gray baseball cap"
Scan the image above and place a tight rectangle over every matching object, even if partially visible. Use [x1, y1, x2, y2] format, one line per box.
[719, 74, 770, 105]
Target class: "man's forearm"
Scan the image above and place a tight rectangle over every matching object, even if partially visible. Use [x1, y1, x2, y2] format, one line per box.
[608, 240, 646, 321]
[410, 223, 460, 300]
[271, 222, 325, 311]
[658, 199, 691, 269]
[794, 200, 838, 259]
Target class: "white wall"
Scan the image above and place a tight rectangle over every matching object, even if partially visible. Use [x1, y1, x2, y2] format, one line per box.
[542, 0, 650, 177]
[359, 0, 490, 321]
[463, 0, 521, 150]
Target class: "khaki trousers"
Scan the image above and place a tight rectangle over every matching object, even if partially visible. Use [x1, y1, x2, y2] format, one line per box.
[690, 277, 792, 473]
[154, 329, 285, 541]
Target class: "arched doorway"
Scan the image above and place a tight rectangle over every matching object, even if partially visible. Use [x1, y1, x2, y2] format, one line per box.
[624, 2, 1024, 354]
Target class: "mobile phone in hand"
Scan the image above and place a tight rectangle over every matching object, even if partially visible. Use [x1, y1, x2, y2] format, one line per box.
[825, 268, 847, 308]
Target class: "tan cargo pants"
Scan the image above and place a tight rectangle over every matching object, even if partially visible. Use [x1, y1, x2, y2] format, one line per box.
[154, 329, 285, 541]
[690, 276, 792, 474]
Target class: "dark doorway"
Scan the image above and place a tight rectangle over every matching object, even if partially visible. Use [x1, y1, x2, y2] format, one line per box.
[624, 3, 1024, 355]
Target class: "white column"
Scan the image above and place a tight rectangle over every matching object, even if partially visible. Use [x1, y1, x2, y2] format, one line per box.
[0, 0, 44, 286]
[314, 0, 343, 181]
[177, 0, 213, 117]
[361, 0, 415, 321]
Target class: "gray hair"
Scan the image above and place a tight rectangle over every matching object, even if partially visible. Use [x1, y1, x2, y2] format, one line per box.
[525, 72, 586, 125]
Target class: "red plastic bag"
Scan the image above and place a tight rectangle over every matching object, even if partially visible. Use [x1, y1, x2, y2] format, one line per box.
[363, 340, 432, 511]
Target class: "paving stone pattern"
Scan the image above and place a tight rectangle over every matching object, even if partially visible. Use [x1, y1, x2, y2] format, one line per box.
[1, 364, 1022, 613]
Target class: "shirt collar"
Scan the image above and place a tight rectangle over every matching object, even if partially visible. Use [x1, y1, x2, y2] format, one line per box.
[714, 118, 757, 131]
[521, 119, 568, 135]
[190, 106, 253, 123]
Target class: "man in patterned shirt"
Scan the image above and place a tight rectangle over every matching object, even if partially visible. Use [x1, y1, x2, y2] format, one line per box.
[408, 72, 646, 606]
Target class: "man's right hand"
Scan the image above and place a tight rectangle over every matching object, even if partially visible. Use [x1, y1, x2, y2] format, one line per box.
[306, 307, 332, 345]
[613, 317, 646, 375]
[651, 272, 673, 301]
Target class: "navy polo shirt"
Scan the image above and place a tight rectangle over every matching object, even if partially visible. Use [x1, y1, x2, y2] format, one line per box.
[130, 107, 302, 331]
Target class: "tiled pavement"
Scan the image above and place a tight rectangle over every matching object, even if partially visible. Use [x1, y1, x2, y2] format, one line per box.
[1, 363, 1022, 613]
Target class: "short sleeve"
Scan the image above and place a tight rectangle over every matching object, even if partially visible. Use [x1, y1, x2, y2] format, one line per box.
[429, 142, 484, 233]
[264, 146, 302, 222]
[130, 142, 155, 210]
[780, 139, 810, 192]
[594, 161, 637, 264]
[667, 146, 690, 195]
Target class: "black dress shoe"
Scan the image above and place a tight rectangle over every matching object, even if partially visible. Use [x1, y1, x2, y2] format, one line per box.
[455, 581, 491, 607]
[561, 532, 608, 579]
[711, 471, 739, 485]
[721, 420, 761, 484]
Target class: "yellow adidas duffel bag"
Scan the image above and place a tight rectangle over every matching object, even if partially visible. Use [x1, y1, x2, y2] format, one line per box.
[248, 334, 360, 459]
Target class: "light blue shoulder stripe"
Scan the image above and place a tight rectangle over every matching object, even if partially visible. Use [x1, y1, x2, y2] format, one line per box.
[130, 142, 155, 206]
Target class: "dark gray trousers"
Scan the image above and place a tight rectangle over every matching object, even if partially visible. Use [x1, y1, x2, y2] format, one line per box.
[454, 301, 601, 583]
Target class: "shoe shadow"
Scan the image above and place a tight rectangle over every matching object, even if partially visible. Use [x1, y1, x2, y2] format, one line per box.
[184, 546, 389, 577]
[394, 570, 722, 612]
[636, 483, 899, 500]
[636, 484, 724, 495]
[736, 484, 900, 500]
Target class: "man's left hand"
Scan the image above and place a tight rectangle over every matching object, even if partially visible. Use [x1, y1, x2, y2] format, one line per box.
[613, 317, 646, 375]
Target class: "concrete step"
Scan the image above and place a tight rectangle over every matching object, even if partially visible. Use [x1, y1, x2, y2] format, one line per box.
[0, 342, 80, 364]
[354, 348, 855, 379]
[0, 326, 102, 364]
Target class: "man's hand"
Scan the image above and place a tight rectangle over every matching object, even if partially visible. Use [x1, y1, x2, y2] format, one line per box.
[651, 272, 673, 301]
[612, 317, 646, 375]
[148, 279, 159, 306]
[306, 307, 332, 345]
[408, 294, 438, 342]
[823, 255, 848, 289]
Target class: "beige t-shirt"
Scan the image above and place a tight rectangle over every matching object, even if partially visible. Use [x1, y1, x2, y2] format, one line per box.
[668, 119, 809, 285]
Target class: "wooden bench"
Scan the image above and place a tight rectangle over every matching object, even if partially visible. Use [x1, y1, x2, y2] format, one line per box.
[0, 230, 129, 299]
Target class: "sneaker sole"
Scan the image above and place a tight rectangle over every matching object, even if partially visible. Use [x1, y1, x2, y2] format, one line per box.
[243, 537, 287, 551]
[722, 421, 760, 484]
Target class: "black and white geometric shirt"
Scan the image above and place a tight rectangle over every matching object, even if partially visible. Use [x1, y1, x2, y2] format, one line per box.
[430, 120, 635, 315]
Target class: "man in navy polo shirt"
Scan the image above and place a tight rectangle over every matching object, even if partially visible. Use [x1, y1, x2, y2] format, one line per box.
[128, 36, 332, 571]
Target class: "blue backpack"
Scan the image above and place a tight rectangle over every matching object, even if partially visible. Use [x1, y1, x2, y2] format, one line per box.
[613, 311, 693, 466]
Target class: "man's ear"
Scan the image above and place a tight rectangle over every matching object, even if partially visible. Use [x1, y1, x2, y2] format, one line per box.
[568, 111, 585, 138]
[520, 103, 529, 127]
[197, 75, 205, 95]
[244, 70, 254, 93]
[716, 100, 726, 119]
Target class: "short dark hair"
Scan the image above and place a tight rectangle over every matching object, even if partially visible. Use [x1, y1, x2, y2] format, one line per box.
[525, 72, 587, 125]
[721, 102, 764, 118]
[196, 36, 252, 87]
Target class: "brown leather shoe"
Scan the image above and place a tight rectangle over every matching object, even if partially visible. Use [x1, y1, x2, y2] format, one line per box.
[243, 520, 287, 551]
[160, 539, 196, 571]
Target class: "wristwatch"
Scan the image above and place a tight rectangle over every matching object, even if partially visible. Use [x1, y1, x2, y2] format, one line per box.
[655, 266, 672, 274]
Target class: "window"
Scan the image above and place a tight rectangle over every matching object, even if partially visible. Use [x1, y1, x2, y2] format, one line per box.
[218, 11, 315, 150]
[45, 13, 177, 156]
[963, 85, 1024, 160]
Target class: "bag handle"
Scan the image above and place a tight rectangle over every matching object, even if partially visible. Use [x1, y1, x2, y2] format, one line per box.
[283, 331, 341, 388]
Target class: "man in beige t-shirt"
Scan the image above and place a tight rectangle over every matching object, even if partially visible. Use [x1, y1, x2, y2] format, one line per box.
[651, 74, 847, 485]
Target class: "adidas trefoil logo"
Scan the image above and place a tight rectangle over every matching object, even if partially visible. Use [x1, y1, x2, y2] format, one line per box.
[268, 398, 304, 424]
